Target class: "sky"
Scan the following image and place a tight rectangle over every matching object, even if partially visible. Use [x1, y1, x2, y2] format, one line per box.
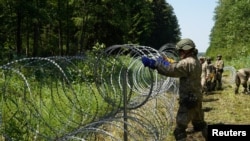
[166, 0, 218, 52]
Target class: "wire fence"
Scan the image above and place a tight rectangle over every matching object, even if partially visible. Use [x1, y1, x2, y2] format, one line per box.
[0, 44, 180, 141]
[0, 44, 236, 141]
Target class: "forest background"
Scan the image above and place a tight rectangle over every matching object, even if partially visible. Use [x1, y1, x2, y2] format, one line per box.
[1, 0, 250, 69]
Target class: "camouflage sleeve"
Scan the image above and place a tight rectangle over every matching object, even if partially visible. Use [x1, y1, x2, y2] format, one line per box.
[206, 64, 211, 77]
[216, 60, 224, 70]
[154, 58, 191, 77]
[220, 60, 224, 69]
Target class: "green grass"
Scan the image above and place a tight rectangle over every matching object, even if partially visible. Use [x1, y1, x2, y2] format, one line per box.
[203, 84, 250, 125]
[225, 56, 250, 70]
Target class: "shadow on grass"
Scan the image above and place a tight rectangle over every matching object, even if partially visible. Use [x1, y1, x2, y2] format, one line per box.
[208, 122, 226, 125]
[206, 90, 224, 95]
[202, 97, 219, 102]
[203, 107, 214, 112]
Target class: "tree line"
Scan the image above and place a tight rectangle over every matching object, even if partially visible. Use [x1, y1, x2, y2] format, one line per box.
[207, 0, 250, 60]
[0, 0, 181, 63]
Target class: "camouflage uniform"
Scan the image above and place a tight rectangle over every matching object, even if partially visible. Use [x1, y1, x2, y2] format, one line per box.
[200, 57, 208, 94]
[235, 68, 250, 94]
[206, 58, 216, 91]
[214, 54, 224, 90]
[155, 39, 207, 141]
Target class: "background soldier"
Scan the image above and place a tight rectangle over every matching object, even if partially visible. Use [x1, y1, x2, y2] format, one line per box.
[235, 68, 250, 94]
[214, 54, 224, 90]
[206, 57, 216, 92]
[199, 56, 208, 94]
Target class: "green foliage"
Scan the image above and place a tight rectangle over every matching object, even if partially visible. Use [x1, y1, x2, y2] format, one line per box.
[0, 54, 139, 140]
[145, 0, 181, 49]
[225, 56, 250, 70]
[207, 0, 250, 61]
[0, 70, 113, 140]
[0, 0, 180, 58]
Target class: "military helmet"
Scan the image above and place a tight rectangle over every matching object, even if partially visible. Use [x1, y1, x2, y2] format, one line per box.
[199, 56, 205, 60]
[217, 54, 222, 57]
[176, 38, 196, 50]
[206, 57, 211, 61]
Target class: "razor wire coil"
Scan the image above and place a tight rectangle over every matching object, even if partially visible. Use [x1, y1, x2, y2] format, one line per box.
[0, 44, 236, 140]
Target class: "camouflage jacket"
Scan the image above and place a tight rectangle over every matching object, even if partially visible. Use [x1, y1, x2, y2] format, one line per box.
[237, 68, 250, 78]
[155, 56, 202, 100]
[215, 59, 224, 70]
[201, 61, 208, 78]
[206, 63, 216, 80]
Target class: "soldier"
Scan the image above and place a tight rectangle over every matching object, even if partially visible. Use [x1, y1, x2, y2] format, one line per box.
[141, 38, 207, 141]
[214, 54, 224, 90]
[199, 56, 208, 94]
[235, 68, 250, 94]
[206, 57, 216, 92]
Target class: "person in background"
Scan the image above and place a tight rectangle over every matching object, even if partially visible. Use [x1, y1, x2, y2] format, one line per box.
[199, 56, 208, 94]
[214, 54, 224, 90]
[141, 38, 207, 141]
[234, 68, 250, 94]
[206, 57, 216, 92]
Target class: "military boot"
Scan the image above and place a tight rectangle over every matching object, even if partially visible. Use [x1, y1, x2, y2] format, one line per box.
[174, 127, 187, 141]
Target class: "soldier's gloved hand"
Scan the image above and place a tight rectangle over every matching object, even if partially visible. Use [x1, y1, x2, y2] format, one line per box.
[157, 57, 170, 67]
[141, 56, 156, 69]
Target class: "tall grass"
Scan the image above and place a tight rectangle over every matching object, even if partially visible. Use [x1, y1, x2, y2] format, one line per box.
[226, 56, 250, 70]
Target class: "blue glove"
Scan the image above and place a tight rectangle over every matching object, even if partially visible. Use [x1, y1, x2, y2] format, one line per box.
[157, 57, 170, 67]
[141, 56, 156, 69]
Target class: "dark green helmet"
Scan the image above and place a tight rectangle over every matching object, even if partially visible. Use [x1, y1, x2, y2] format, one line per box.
[176, 38, 196, 50]
[206, 57, 211, 61]
[199, 56, 205, 60]
[217, 54, 222, 57]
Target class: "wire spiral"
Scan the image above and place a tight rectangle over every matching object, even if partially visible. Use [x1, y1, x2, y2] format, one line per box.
[0, 44, 235, 140]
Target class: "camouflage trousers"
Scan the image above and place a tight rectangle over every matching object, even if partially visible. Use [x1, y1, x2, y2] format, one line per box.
[174, 99, 207, 140]
[201, 77, 207, 93]
[206, 73, 216, 92]
[215, 71, 223, 90]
